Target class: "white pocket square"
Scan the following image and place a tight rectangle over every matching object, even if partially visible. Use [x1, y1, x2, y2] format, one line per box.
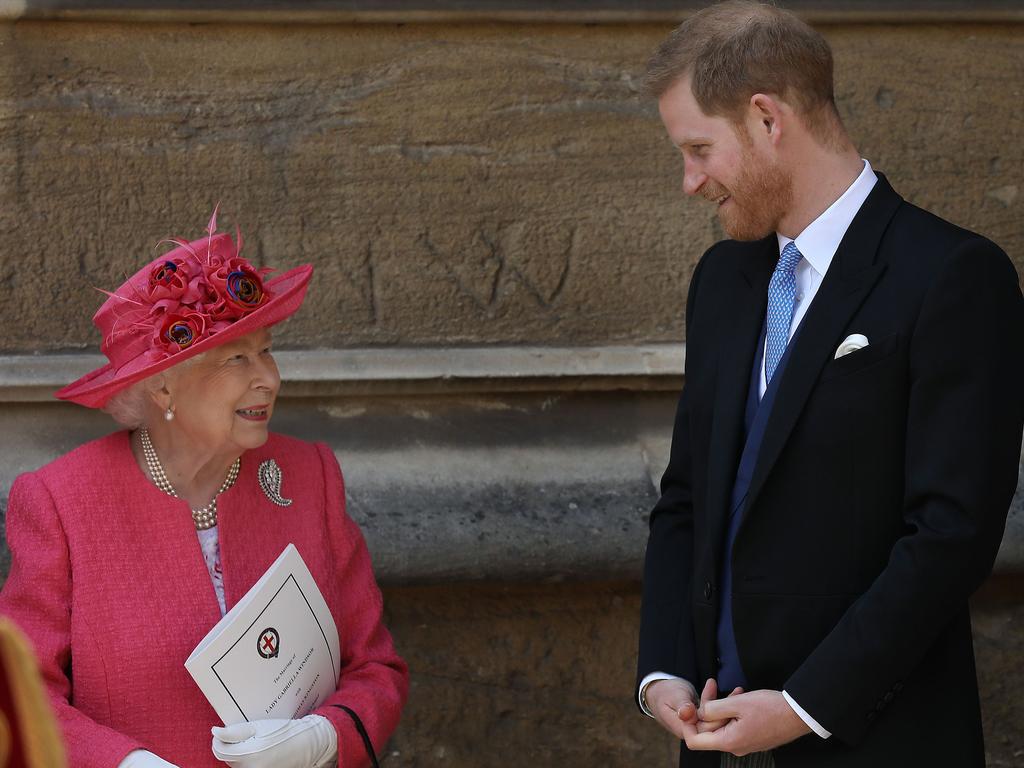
[834, 334, 869, 359]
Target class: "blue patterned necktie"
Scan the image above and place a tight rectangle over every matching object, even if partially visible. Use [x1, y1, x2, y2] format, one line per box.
[764, 241, 803, 384]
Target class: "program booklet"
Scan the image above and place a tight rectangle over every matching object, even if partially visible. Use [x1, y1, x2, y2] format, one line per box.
[185, 543, 341, 725]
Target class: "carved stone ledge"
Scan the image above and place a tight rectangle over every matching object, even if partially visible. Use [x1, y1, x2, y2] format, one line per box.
[0, 0, 1021, 24]
[0, 345, 685, 402]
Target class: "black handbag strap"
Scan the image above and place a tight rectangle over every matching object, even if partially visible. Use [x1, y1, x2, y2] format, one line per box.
[329, 704, 381, 768]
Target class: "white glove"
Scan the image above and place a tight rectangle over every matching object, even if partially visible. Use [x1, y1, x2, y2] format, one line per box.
[211, 714, 338, 768]
[117, 751, 181, 768]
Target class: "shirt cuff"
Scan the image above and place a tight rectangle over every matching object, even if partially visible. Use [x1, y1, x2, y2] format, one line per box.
[638, 672, 686, 718]
[782, 690, 831, 739]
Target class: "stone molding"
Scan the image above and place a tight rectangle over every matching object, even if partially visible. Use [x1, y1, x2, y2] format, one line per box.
[0, 345, 685, 402]
[0, 0, 1021, 23]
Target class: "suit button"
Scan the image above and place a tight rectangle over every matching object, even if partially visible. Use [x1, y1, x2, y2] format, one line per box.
[704, 582, 713, 600]
[884, 692, 894, 703]
[867, 711, 877, 722]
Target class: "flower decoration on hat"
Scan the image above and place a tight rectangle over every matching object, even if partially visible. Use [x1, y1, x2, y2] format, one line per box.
[148, 258, 189, 304]
[204, 258, 269, 321]
[103, 207, 274, 360]
[156, 311, 208, 355]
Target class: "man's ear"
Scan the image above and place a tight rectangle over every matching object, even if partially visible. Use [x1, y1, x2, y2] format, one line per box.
[749, 92, 786, 146]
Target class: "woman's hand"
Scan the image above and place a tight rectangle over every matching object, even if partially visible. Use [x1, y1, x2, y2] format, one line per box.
[211, 714, 337, 768]
[117, 750, 181, 768]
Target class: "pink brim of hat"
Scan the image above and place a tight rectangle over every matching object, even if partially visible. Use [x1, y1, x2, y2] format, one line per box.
[55, 264, 313, 409]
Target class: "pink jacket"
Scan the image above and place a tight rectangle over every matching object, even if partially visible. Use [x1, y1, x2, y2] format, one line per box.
[0, 431, 408, 768]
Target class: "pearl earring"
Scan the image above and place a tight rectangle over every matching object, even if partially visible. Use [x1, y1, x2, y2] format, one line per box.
[164, 407, 174, 422]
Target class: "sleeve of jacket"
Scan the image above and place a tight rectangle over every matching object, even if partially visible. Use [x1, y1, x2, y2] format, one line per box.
[0, 472, 144, 767]
[785, 237, 1024, 744]
[635, 247, 714, 703]
[311, 443, 410, 768]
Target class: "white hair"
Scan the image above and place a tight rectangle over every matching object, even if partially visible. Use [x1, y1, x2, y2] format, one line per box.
[101, 352, 205, 429]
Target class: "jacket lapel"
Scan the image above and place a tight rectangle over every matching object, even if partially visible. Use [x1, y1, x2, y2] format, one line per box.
[742, 175, 903, 515]
[704, 238, 775, 566]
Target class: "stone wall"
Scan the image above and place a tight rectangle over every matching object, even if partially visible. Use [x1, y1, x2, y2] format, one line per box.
[0, 21, 1020, 351]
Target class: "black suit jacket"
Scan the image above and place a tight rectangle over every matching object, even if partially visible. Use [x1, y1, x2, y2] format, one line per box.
[637, 176, 1024, 767]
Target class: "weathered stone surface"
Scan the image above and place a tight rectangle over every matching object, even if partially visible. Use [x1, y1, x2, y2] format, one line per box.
[1000, 446, 1024, 572]
[0, 22, 1020, 353]
[0, 345, 686, 402]
[6, 1, 1024, 25]
[382, 581, 678, 768]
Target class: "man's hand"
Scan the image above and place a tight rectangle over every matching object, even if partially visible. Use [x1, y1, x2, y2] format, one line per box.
[646, 678, 744, 740]
[687, 689, 812, 755]
[645, 678, 700, 740]
[694, 678, 744, 734]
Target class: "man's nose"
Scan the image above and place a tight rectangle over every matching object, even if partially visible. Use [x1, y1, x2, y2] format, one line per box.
[683, 167, 706, 197]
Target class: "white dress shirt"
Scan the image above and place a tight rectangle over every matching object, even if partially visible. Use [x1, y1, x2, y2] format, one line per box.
[640, 160, 879, 740]
[760, 159, 878, 397]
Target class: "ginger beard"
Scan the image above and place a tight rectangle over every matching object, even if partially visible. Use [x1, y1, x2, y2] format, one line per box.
[706, 126, 794, 242]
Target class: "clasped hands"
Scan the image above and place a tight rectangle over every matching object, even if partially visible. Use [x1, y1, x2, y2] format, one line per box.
[646, 678, 811, 756]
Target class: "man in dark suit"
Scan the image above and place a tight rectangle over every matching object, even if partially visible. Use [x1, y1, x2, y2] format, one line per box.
[635, 3, 1024, 767]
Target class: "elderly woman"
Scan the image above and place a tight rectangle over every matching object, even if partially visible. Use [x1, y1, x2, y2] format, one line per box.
[0, 213, 408, 768]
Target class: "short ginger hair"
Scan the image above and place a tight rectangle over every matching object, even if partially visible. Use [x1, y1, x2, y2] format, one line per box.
[645, 1, 843, 146]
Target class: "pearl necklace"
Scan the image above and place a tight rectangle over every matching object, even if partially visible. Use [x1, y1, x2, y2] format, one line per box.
[139, 428, 240, 530]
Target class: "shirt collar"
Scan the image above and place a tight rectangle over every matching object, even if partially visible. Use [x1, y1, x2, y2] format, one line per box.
[776, 159, 878, 277]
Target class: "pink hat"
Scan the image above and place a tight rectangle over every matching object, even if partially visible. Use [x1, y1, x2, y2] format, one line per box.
[57, 210, 313, 409]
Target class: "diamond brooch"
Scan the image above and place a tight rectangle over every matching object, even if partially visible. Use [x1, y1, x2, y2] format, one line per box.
[257, 459, 293, 507]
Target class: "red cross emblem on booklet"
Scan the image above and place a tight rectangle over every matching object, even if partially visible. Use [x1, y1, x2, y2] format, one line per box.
[257, 628, 280, 659]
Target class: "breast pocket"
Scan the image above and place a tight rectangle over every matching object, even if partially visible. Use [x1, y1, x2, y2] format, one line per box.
[819, 331, 900, 382]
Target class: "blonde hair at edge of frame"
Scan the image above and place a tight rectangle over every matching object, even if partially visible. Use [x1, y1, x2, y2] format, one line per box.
[102, 353, 205, 430]
[644, 0, 848, 151]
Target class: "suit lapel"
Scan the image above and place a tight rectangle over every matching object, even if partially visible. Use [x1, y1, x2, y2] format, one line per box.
[704, 238, 775, 565]
[742, 175, 903, 515]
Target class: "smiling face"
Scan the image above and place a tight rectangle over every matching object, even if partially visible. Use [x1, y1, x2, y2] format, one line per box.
[162, 328, 280, 457]
[658, 76, 793, 241]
